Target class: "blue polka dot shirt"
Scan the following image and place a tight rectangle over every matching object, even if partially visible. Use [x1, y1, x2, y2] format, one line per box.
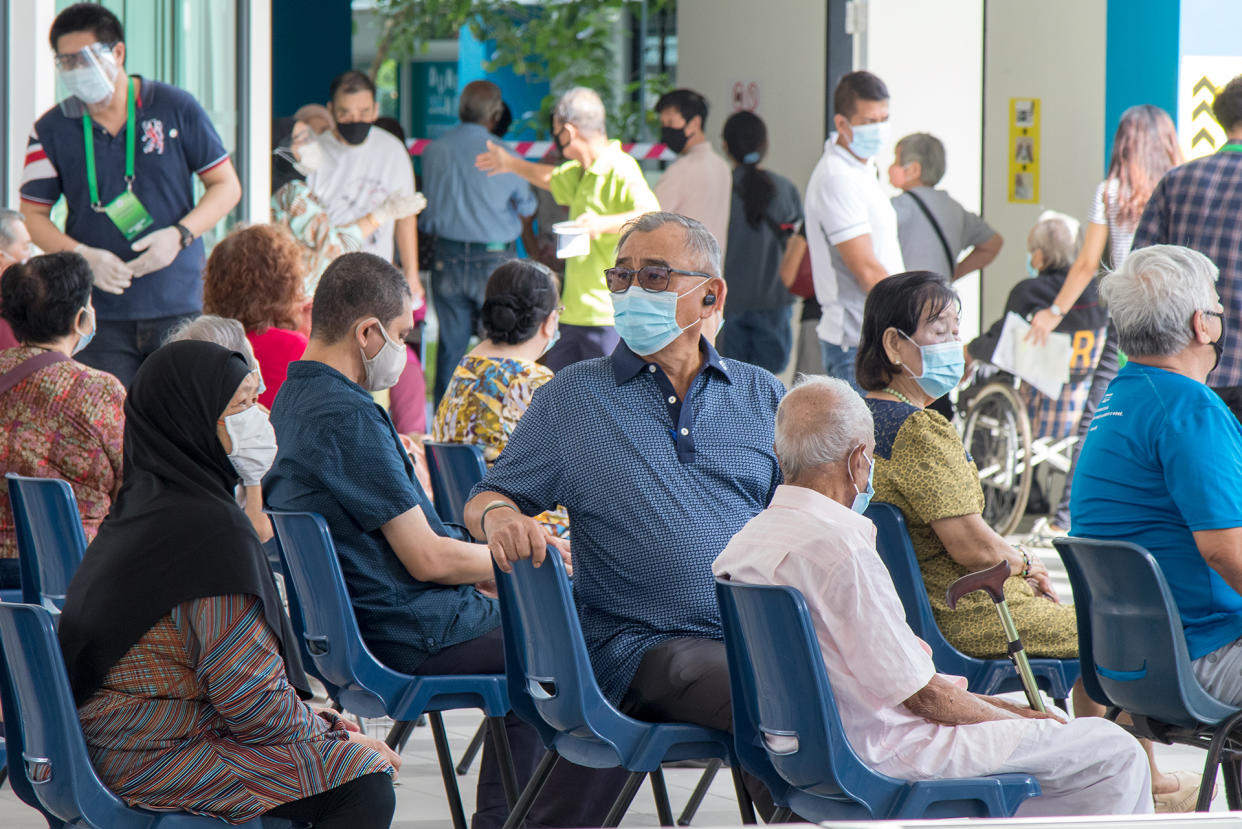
[474, 339, 783, 703]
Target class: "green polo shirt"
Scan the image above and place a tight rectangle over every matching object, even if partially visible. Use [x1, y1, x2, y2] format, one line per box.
[549, 141, 657, 327]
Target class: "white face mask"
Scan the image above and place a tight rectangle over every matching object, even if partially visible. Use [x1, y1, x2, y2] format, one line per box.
[359, 320, 407, 391]
[293, 138, 325, 175]
[57, 45, 119, 106]
[222, 405, 278, 486]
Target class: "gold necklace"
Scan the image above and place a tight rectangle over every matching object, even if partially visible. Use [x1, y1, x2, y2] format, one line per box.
[882, 386, 916, 406]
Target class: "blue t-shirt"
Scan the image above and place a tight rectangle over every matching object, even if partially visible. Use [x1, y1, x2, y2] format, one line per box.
[20, 77, 229, 321]
[1072, 362, 1242, 658]
[264, 360, 499, 673]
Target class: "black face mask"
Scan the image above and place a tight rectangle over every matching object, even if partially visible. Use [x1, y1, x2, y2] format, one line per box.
[661, 125, 689, 154]
[1213, 313, 1226, 372]
[337, 121, 372, 146]
[554, 127, 571, 154]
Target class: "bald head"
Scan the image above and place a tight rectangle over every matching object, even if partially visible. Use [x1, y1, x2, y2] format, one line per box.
[774, 376, 874, 483]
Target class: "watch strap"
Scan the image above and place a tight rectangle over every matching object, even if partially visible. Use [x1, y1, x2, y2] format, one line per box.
[173, 222, 194, 249]
[1049, 303, 1064, 317]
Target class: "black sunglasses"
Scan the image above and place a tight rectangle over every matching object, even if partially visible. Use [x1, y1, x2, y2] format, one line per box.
[604, 265, 713, 294]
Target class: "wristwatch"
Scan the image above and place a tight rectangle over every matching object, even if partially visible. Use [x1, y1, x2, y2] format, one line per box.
[173, 222, 194, 249]
[1048, 303, 1064, 318]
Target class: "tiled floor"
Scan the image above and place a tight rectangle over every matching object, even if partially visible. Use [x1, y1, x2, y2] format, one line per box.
[0, 543, 1231, 826]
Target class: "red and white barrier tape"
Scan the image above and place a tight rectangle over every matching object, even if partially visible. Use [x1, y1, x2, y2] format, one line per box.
[406, 138, 676, 161]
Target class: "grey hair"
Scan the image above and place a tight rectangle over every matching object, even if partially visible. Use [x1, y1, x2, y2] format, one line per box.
[1028, 210, 1080, 270]
[553, 87, 606, 137]
[895, 133, 946, 187]
[165, 314, 260, 371]
[616, 212, 723, 278]
[0, 209, 25, 247]
[459, 80, 503, 126]
[1101, 244, 1219, 357]
[774, 375, 874, 483]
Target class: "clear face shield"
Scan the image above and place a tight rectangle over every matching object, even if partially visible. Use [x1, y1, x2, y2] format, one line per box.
[272, 121, 325, 178]
[55, 42, 120, 117]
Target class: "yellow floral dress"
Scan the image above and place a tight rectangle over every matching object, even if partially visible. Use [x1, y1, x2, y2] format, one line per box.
[432, 355, 570, 537]
[865, 397, 1077, 659]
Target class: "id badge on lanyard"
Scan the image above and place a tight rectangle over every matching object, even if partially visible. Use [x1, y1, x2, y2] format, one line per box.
[83, 77, 154, 240]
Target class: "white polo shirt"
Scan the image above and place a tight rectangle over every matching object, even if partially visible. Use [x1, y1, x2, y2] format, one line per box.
[804, 136, 904, 348]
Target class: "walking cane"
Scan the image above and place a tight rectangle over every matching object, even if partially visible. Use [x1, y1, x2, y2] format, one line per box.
[945, 559, 1047, 713]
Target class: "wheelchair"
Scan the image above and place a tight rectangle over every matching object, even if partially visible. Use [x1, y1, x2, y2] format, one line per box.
[958, 371, 1078, 536]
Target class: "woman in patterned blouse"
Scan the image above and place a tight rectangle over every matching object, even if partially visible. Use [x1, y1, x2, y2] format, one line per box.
[432, 260, 569, 537]
[58, 341, 399, 827]
[0, 251, 124, 591]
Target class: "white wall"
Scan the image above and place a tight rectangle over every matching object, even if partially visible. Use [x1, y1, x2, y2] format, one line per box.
[6, 0, 57, 209]
[862, 0, 985, 339]
[981, 0, 1107, 324]
[676, 0, 827, 195]
[244, 0, 273, 223]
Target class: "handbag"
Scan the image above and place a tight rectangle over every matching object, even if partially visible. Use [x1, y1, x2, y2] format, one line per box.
[0, 350, 67, 396]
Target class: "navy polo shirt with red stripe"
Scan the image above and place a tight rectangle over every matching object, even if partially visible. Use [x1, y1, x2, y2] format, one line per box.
[20, 76, 229, 321]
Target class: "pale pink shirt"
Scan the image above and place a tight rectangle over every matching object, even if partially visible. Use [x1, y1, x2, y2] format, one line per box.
[712, 484, 1032, 780]
[653, 141, 733, 260]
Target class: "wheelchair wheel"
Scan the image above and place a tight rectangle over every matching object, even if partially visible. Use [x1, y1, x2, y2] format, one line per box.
[961, 382, 1032, 536]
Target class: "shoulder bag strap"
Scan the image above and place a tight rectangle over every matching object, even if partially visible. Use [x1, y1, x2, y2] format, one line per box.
[904, 189, 957, 278]
[0, 351, 69, 396]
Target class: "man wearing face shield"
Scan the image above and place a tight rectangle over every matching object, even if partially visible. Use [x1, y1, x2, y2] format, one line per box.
[804, 70, 905, 389]
[302, 71, 424, 310]
[271, 108, 426, 294]
[19, 4, 241, 387]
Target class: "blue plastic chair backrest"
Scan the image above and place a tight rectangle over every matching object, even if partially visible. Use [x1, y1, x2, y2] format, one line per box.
[424, 442, 488, 527]
[5, 474, 87, 611]
[492, 551, 621, 741]
[1054, 537, 1236, 728]
[866, 503, 957, 652]
[715, 578, 896, 812]
[0, 602, 129, 824]
[268, 511, 399, 717]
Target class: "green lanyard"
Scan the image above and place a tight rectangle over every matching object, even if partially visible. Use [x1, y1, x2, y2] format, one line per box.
[82, 77, 137, 211]
[1222, 143, 1242, 153]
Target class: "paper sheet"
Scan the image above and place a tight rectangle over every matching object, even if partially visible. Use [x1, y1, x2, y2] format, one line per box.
[990, 311, 1071, 399]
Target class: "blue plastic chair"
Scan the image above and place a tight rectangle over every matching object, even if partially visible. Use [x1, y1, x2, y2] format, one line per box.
[6, 474, 88, 613]
[492, 550, 755, 829]
[0, 602, 291, 827]
[715, 577, 1040, 820]
[1055, 536, 1242, 810]
[267, 510, 518, 829]
[424, 442, 488, 527]
[866, 502, 1079, 703]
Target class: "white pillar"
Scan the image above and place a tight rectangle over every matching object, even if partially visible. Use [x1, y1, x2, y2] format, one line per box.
[243, 0, 272, 224]
[7, 0, 57, 208]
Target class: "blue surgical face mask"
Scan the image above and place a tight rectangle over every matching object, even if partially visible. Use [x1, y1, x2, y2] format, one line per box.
[1025, 252, 1040, 278]
[541, 325, 561, 357]
[610, 279, 709, 356]
[850, 447, 875, 514]
[900, 330, 965, 400]
[847, 121, 889, 160]
[72, 307, 96, 356]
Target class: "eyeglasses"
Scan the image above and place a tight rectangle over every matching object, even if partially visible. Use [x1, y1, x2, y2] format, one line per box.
[54, 42, 116, 72]
[604, 265, 713, 294]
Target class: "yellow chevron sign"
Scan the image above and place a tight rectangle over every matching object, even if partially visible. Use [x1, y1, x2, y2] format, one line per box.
[1179, 57, 1242, 160]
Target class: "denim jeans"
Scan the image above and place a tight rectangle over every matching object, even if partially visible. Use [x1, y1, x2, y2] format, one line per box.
[819, 340, 861, 392]
[430, 240, 515, 403]
[75, 313, 198, 387]
[718, 306, 794, 374]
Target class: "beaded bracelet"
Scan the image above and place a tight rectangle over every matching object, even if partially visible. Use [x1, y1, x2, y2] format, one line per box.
[1020, 548, 1031, 578]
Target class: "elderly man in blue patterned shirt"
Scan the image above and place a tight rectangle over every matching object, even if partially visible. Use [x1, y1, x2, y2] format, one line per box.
[466, 211, 784, 809]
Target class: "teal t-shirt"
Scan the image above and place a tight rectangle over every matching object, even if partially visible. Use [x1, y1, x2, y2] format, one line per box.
[1072, 362, 1242, 659]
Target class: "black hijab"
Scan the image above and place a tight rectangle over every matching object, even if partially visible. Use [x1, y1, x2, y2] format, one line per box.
[58, 340, 310, 705]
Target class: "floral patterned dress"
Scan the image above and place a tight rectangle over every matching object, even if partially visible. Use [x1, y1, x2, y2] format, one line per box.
[432, 355, 570, 537]
[866, 397, 1078, 659]
[0, 346, 125, 560]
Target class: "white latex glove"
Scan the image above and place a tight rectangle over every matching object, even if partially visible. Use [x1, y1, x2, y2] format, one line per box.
[129, 226, 183, 276]
[371, 192, 427, 226]
[73, 243, 134, 295]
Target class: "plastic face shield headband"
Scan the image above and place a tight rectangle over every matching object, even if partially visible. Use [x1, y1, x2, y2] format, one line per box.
[56, 43, 120, 114]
